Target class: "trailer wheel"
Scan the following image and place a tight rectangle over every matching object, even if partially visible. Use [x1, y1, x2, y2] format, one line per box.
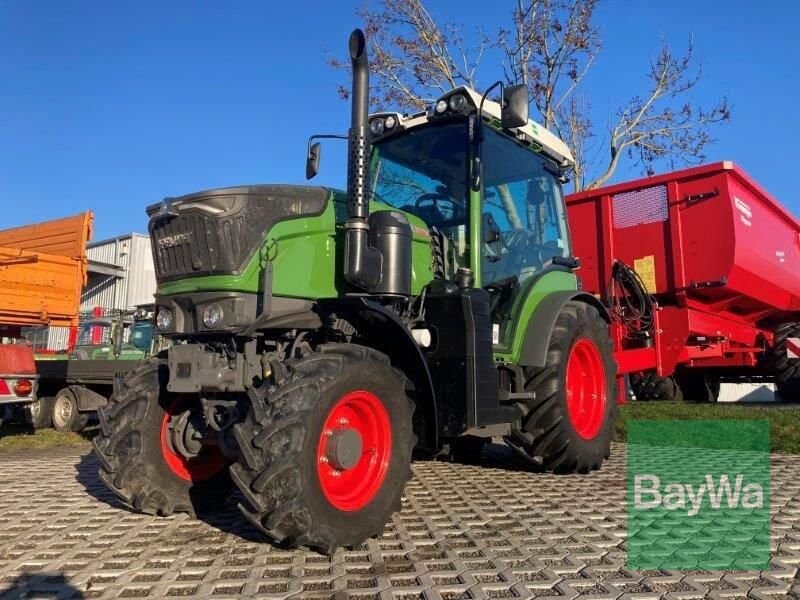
[505, 301, 617, 473]
[229, 344, 414, 554]
[24, 396, 54, 430]
[630, 372, 683, 402]
[93, 359, 232, 516]
[774, 323, 800, 403]
[52, 388, 90, 433]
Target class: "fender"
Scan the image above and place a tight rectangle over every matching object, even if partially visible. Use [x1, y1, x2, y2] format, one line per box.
[318, 298, 439, 452]
[69, 385, 108, 412]
[518, 291, 610, 368]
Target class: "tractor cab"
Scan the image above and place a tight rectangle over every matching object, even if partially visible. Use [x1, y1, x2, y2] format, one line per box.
[364, 90, 575, 347]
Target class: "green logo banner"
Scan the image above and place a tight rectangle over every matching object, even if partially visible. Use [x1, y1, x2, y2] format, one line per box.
[627, 420, 770, 570]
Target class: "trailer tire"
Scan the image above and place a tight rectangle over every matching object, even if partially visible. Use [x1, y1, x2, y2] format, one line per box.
[774, 323, 800, 403]
[52, 388, 90, 433]
[630, 372, 683, 402]
[25, 396, 54, 430]
[93, 359, 232, 516]
[505, 301, 617, 474]
[229, 344, 414, 554]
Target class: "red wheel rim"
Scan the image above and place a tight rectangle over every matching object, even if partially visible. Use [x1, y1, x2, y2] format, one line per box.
[316, 390, 392, 512]
[160, 397, 228, 482]
[565, 338, 607, 440]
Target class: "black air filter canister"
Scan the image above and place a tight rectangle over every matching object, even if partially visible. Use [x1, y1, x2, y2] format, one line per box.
[368, 210, 412, 296]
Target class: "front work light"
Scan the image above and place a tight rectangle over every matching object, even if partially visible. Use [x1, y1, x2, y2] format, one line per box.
[156, 308, 173, 331]
[202, 304, 223, 329]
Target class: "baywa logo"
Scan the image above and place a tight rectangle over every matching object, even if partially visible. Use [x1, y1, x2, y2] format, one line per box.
[634, 473, 765, 517]
[627, 420, 770, 570]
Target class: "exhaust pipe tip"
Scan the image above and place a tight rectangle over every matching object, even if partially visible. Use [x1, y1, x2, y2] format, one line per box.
[349, 28, 366, 61]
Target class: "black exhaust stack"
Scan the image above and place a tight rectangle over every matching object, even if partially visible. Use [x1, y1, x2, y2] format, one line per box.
[343, 28, 382, 291]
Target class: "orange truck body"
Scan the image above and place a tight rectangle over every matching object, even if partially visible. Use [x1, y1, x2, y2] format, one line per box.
[0, 212, 93, 406]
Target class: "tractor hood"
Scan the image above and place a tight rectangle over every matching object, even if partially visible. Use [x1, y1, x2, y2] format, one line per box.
[147, 185, 329, 283]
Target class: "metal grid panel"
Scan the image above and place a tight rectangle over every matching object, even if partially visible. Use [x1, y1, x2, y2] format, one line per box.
[612, 185, 669, 228]
[0, 443, 798, 599]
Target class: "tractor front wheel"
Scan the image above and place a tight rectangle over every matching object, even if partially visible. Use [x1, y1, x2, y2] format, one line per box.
[230, 344, 414, 554]
[505, 301, 617, 473]
[93, 359, 232, 515]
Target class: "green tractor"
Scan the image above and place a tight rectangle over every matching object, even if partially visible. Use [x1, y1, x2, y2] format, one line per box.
[30, 306, 157, 432]
[94, 29, 617, 553]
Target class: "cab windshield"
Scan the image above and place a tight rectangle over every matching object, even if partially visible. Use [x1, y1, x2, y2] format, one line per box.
[371, 121, 470, 266]
[77, 321, 112, 346]
[130, 321, 154, 352]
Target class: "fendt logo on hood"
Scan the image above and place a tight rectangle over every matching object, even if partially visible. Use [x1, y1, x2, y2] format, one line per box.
[158, 231, 192, 249]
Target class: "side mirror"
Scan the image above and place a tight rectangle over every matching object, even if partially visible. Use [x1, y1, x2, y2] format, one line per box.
[501, 84, 529, 129]
[306, 142, 321, 180]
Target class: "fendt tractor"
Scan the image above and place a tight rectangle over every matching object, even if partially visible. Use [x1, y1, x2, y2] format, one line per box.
[94, 29, 617, 553]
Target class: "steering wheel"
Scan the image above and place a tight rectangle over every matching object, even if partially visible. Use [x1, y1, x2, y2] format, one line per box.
[415, 193, 465, 226]
[497, 229, 557, 272]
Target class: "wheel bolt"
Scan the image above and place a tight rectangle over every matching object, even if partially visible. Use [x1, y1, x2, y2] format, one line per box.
[324, 429, 333, 437]
[330, 469, 341, 478]
[319, 456, 328, 463]
[339, 417, 349, 426]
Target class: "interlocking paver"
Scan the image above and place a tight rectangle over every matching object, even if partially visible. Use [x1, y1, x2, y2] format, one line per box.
[0, 442, 797, 599]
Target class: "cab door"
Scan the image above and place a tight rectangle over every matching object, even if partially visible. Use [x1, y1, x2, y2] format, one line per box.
[478, 128, 572, 352]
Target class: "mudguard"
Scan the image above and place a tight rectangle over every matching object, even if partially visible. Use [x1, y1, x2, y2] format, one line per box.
[318, 298, 439, 452]
[518, 291, 610, 369]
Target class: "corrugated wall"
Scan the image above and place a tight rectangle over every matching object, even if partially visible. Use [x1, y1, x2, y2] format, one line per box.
[33, 233, 156, 350]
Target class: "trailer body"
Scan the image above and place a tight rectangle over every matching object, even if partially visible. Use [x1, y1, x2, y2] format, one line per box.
[566, 162, 800, 395]
[0, 213, 92, 408]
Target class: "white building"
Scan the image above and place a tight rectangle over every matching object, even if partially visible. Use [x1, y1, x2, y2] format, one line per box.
[28, 233, 157, 351]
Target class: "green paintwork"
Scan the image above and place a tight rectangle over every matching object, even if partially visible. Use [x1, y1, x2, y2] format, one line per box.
[492, 270, 578, 363]
[157, 189, 434, 299]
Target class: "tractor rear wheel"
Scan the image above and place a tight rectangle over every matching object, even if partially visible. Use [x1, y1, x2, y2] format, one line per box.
[774, 323, 800, 402]
[93, 359, 232, 515]
[630, 372, 683, 402]
[229, 344, 414, 554]
[505, 301, 617, 473]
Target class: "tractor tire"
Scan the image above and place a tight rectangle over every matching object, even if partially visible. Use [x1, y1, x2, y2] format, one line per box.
[504, 301, 617, 474]
[774, 323, 800, 402]
[24, 396, 54, 430]
[93, 359, 232, 516]
[675, 369, 720, 403]
[630, 371, 683, 402]
[229, 344, 414, 554]
[52, 388, 90, 433]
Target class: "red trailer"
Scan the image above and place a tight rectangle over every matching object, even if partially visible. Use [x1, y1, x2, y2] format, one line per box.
[566, 161, 800, 402]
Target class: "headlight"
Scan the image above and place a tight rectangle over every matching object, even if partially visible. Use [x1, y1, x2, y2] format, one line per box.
[156, 308, 173, 331]
[369, 119, 384, 135]
[434, 99, 448, 114]
[384, 115, 397, 130]
[202, 304, 223, 329]
[449, 93, 466, 111]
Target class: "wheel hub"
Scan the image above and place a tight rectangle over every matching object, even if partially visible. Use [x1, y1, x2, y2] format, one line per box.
[160, 397, 229, 482]
[316, 390, 392, 512]
[565, 338, 607, 440]
[325, 427, 363, 471]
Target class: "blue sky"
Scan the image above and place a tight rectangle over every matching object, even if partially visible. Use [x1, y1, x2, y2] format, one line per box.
[1, 1, 797, 239]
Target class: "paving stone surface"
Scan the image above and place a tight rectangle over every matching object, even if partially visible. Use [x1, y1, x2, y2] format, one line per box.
[0, 442, 798, 599]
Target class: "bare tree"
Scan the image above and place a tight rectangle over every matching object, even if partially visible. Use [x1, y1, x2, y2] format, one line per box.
[330, 0, 731, 191]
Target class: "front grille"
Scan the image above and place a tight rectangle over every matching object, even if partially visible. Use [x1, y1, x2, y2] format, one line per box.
[148, 185, 328, 283]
